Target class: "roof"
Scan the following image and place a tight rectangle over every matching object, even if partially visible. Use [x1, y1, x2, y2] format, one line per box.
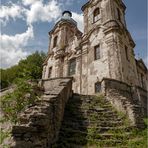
[49, 10, 78, 35]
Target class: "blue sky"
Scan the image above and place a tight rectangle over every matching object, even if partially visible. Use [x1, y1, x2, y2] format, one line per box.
[0, 0, 147, 68]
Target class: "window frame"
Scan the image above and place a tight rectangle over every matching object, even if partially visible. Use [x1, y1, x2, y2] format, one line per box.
[95, 82, 101, 93]
[48, 67, 52, 78]
[125, 45, 129, 61]
[93, 8, 100, 23]
[53, 36, 58, 48]
[68, 58, 76, 76]
[94, 44, 101, 60]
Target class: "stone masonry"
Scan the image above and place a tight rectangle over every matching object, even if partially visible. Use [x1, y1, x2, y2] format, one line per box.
[11, 78, 72, 148]
[101, 78, 146, 127]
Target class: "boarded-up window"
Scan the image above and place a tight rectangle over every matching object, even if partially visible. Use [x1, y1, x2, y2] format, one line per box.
[94, 45, 100, 60]
[95, 82, 101, 93]
[53, 36, 58, 48]
[48, 67, 52, 78]
[93, 8, 100, 23]
[68, 59, 76, 76]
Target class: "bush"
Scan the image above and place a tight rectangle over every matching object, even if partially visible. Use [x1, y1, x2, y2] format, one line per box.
[1, 79, 40, 123]
[0, 51, 46, 89]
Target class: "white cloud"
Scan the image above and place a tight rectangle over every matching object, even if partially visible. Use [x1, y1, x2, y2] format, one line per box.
[22, 0, 43, 6]
[0, 26, 34, 68]
[72, 12, 84, 32]
[0, 4, 25, 26]
[0, 0, 84, 68]
[0, 49, 28, 69]
[26, 0, 61, 25]
[0, 0, 62, 68]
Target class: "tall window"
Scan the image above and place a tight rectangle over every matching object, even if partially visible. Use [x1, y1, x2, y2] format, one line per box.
[48, 67, 52, 78]
[117, 8, 121, 21]
[125, 46, 129, 61]
[53, 36, 58, 48]
[93, 8, 100, 23]
[94, 45, 100, 60]
[141, 74, 144, 88]
[95, 82, 101, 93]
[68, 59, 76, 76]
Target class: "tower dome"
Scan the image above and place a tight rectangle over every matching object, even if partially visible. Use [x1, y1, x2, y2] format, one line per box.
[56, 10, 77, 26]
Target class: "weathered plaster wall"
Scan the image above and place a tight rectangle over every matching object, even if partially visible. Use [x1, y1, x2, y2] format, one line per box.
[11, 78, 73, 148]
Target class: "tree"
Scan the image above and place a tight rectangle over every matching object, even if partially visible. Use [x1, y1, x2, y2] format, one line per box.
[0, 51, 46, 89]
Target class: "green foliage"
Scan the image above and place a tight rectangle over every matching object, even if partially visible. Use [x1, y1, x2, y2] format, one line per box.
[1, 79, 39, 123]
[126, 118, 148, 148]
[0, 130, 11, 145]
[0, 51, 46, 89]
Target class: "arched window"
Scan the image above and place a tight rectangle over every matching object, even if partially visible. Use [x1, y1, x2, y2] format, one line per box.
[53, 36, 58, 48]
[93, 8, 100, 23]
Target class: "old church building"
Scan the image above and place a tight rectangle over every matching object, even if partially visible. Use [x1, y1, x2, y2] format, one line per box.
[42, 0, 148, 95]
[10, 2, 148, 147]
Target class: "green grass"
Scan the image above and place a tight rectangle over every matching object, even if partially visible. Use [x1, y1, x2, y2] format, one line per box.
[0, 130, 11, 145]
[126, 118, 148, 148]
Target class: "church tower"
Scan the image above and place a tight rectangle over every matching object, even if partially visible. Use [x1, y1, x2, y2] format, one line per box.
[80, 0, 139, 94]
[42, 11, 82, 79]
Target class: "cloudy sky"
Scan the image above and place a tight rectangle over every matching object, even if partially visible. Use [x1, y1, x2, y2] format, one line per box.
[0, 0, 147, 69]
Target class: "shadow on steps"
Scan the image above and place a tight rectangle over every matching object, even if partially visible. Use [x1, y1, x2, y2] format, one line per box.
[52, 94, 88, 148]
[52, 94, 139, 148]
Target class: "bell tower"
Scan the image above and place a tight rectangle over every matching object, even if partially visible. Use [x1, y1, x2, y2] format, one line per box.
[82, 0, 126, 34]
[81, 0, 139, 86]
[48, 11, 78, 54]
[43, 10, 82, 78]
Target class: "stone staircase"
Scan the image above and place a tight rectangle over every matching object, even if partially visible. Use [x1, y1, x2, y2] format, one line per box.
[53, 94, 134, 148]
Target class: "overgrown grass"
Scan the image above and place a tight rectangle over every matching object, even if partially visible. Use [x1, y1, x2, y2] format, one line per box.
[126, 118, 148, 148]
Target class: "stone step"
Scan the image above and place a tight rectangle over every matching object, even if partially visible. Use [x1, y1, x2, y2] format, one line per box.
[55, 94, 134, 147]
[67, 98, 111, 104]
[62, 117, 123, 124]
[62, 120, 124, 128]
[55, 136, 128, 147]
[64, 112, 119, 118]
[60, 126, 130, 135]
[63, 115, 123, 122]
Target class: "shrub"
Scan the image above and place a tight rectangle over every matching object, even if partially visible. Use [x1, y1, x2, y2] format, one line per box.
[1, 78, 40, 123]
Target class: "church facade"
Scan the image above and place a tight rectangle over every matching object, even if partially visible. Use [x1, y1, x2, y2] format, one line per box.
[42, 0, 147, 95]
